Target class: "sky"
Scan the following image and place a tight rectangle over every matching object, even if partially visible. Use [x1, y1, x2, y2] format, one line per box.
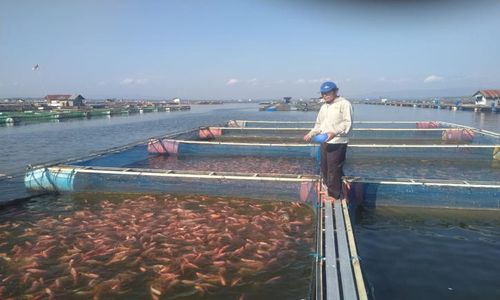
[1, 0, 500, 100]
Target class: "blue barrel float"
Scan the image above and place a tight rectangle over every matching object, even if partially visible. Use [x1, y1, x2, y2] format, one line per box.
[24, 166, 76, 192]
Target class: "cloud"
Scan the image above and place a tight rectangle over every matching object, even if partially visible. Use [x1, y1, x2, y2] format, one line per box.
[295, 77, 333, 84]
[309, 77, 332, 84]
[226, 78, 239, 85]
[424, 75, 443, 83]
[120, 78, 149, 85]
[378, 77, 412, 83]
[226, 78, 260, 86]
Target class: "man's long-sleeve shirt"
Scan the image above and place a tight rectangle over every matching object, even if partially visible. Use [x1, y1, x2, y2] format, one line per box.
[307, 97, 353, 144]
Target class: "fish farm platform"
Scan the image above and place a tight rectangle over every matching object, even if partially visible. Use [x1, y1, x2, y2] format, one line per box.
[9, 120, 500, 299]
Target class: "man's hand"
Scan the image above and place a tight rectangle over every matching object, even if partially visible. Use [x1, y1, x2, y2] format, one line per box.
[303, 134, 312, 142]
[326, 132, 335, 142]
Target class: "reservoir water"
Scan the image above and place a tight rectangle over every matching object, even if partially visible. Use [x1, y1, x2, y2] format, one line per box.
[0, 103, 499, 299]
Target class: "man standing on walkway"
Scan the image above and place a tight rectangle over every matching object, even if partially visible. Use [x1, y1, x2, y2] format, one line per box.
[304, 81, 353, 199]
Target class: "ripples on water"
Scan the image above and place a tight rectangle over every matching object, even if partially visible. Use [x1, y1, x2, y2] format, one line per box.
[0, 193, 315, 299]
[354, 206, 500, 300]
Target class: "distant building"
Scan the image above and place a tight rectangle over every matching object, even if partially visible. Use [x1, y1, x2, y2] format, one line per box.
[473, 90, 500, 107]
[45, 94, 85, 107]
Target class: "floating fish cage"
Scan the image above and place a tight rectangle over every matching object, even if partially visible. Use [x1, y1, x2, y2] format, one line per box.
[25, 121, 500, 207]
[147, 124, 499, 162]
[14, 120, 500, 299]
[25, 166, 320, 203]
[228, 119, 500, 133]
[198, 126, 498, 145]
[24, 167, 500, 211]
[229, 120, 446, 128]
[22, 176, 364, 300]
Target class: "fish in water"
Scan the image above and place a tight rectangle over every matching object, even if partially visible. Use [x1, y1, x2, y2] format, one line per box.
[0, 193, 315, 299]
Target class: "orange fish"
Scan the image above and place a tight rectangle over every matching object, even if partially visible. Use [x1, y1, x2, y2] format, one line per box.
[264, 276, 282, 284]
[70, 267, 78, 284]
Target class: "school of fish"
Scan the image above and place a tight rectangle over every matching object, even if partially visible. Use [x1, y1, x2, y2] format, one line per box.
[0, 194, 315, 299]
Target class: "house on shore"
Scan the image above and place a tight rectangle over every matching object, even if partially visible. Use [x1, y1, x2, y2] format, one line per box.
[45, 94, 85, 108]
[473, 90, 500, 107]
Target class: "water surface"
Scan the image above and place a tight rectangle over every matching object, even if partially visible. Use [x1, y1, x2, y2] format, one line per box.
[355, 206, 500, 300]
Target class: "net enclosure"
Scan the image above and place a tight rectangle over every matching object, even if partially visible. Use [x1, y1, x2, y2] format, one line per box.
[147, 127, 499, 161]
[17, 120, 500, 300]
[344, 177, 500, 210]
[22, 121, 499, 202]
[25, 165, 320, 204]
[198, 126, 497, 145]
[22, 121, 499, 197]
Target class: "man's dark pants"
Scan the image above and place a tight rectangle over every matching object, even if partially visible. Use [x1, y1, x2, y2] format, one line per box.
[320, 143, 348, 198]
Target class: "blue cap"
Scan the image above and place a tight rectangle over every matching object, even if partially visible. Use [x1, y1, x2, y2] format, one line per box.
[320, 81, 338, 93]
[312, 133, 328, 143]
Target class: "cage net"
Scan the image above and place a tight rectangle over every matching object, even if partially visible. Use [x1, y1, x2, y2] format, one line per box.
[24, 166, 319, 204]
[68, 139, 499, 182]
[228, 120, 446, 129]
[345, 178, 500, 209]
[3, 179, 320, 300]
[196, 126, 498, 145]
[0, 174, 37, 205]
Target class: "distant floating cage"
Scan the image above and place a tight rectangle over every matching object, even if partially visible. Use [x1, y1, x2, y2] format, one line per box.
[227, 120, 500, 139]
[198, 121, 500, 145]
[199, 125, 498, 145]
[147, 138, 499, 161]
[228, 120, 452, 129]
